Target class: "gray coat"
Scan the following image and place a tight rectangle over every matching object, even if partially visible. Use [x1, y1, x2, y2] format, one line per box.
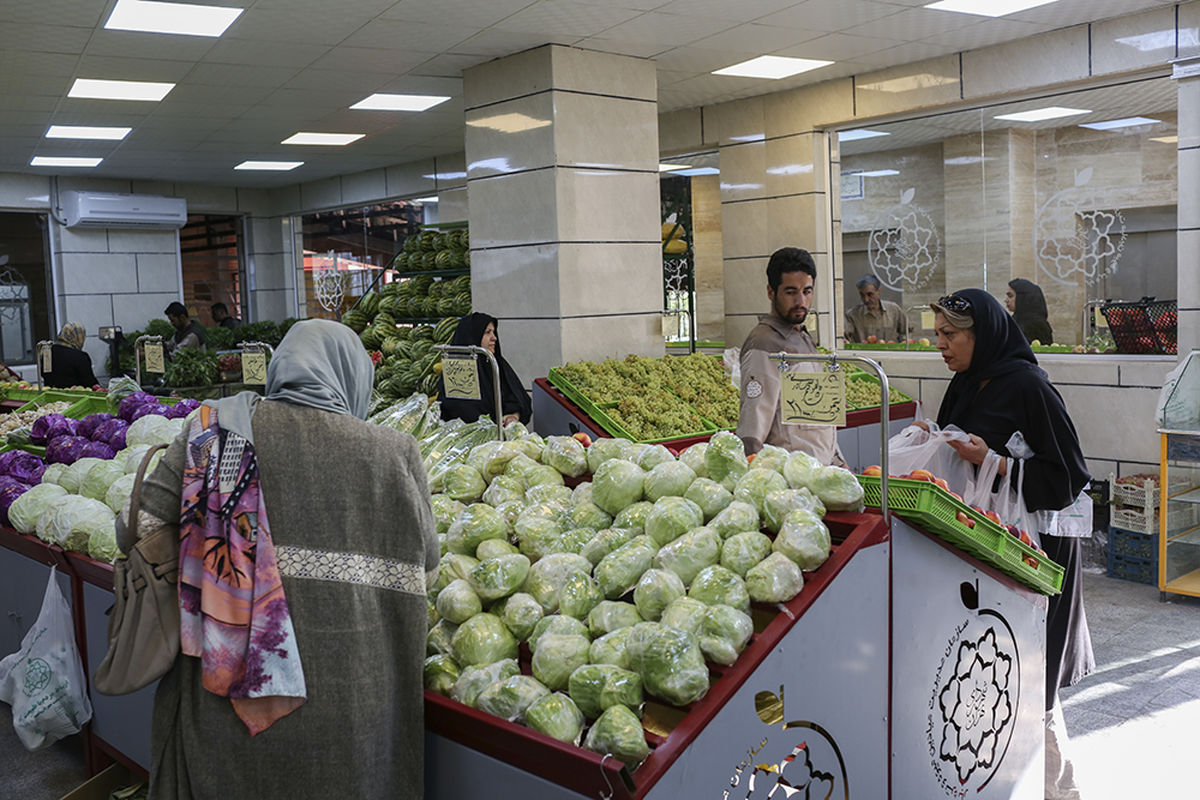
[140, 400, 438, 800]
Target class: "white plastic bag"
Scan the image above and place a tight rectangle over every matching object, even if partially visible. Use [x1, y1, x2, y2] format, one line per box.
[886, 423, 975, 493]
[0, 568, 93, 750]
[965, 450, 1044, 548]
[724, 346, 741, 389]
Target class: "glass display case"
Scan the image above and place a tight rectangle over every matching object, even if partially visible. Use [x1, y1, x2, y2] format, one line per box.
[1158, 349, 1200, 600]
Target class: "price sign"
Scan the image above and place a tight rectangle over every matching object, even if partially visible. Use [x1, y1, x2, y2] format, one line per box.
[144, 343, 165, 374]
[442, 355, 480, 400]
[242, 351, 268, 385]
[39, 346, 53, 374]
[780, 368, 846, 427]
[920, 310, 936, 330]
[1094, 307, 1108, 328]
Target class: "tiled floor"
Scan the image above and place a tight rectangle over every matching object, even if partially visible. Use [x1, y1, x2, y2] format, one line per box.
[1060, 569, 1200, 799]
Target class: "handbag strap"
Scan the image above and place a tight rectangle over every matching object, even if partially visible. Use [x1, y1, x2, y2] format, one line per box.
[129, 443, 170, 542]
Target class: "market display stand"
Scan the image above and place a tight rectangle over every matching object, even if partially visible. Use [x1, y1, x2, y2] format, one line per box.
[1157, 348, 1200, 600]
[426, 514, 1049, 800]
[0, 527, 153, 778]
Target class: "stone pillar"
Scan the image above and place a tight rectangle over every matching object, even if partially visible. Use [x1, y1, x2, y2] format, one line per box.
[1174, 58, 1200, 358]
[462, 45, 663, 384]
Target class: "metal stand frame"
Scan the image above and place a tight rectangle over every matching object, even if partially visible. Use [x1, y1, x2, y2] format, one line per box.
[133, 335, 164, 387]
[435, 343, 504, 442]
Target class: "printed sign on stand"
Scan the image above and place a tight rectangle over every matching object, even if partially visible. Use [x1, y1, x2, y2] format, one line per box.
[780, 369, 846, 426]
[242, 351, 267, 385]
[39, 346, 52, 374]
[144, 343, 165, 374]
[442, 355, 480, 400]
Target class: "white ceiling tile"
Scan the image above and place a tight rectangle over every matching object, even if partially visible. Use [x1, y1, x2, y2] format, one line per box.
[777, 31, 908, 61]
[758, 0, 901, 31]
[148, 100, 251, 120]
[408, 52, 491, 78]
[495, 0, 643, 37]
[0, 74, 73, 96]
[306, 47, 436, 75]
[691, 22, 824, 54]
[449, 27, 578, 57]
[4, 23, 92, 54]
[185, 63, 299, 89]
[1006, 0, 1164, 26]
[652, 0, 803, 22]
[74, 55, 199, 82]
[340, 20, 472, 52]
[157, 83, 276, 107]
[0, 0, 106, 27]
[655, 46, 765, 73]
[224, 9, 375, 46]
[379, 0, 538, 27]
[83, 29, 218, 61]
[281, 69, 396, 95]
[204, 38, 331, 68]
[0, 50, 79, 77]
[573, 37, 671, 58]
[370, 74, 463, 95]
[843, 7, 982, 40]
[851, 40, 958, 68]
[598, 11, 741, 46]
[0, 94, 60, 113]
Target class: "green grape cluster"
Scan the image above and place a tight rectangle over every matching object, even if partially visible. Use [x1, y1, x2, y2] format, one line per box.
[845, 376, 907, 409]
[608, 388, 705, 441]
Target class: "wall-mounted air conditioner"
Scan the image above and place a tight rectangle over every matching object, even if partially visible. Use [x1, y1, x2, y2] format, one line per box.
[60, 191, 188, 230]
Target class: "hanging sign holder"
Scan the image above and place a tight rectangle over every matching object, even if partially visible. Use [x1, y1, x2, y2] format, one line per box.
[434, 343, 504, 442]
[135, 335, 166, 387]
[238, 341, 275, 386]
[35, 340, 54, 390]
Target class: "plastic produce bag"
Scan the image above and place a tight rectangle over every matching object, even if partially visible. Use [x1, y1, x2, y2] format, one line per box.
[476, 675, 550, 722]
[423, 654, 461, 696]
[643, 461, 697, 502]
[698, 604, 753, 666]
[451, 613, 518, 667]
[746, 552, 804, 603]
[733, 468, 789, 516]
[531, 634, 592, 690]
[752, 444, 789, 474]
[525, 692, 586, 744]
[587, 601, 643, 638]
[450, 659, 520, 708]
[708, 500, 760, 539]
[567, 501, 612, 532]
[644, 496, 704, 547]
[689, 565, 750, 613]
[594, 539, 656, 599]
[482, 474, 525, 507]
[586, 438, 630, 473]
[659, 597, 707, 638]
[810, 465, 866, 512]
[612, 500, 653, 531]
[654, 527, 721, 586]
[528, 614, 589, 651]
[592, 458, 645, 516]
[476, 538, 518, 561]
[782, 449, 822, 491]
[524, 552, 592, 612]
[584, 704, 649, 766]
[526, 484, 573, 506]
[627, 623, 710, 706]
[469, 554, 530, 602]
[558, 569, 603, 620]
[683, 477, 733, 522]
[720, 531, 773, 577]
[568, 664, 643, 719]
[426, 619, 458, 657]
[705, 430, 749, 487]
[679, 442, 709, 478]
[443, 464, 487, 503]
[0, 569, 93, 750]
[589, 627, 633, 669]
[636, 444, 675, 471]
[581, 527, 638, 566]
[632, 568, 685, 621]
[763, 489, 824, 534]
[493, 593, 543, 641]
[886, 423, 975, 492]
[543, 436, 588, 477]
[436, 580, 482, 624]
[446, 503, 509, 556]
[774, 509, 832, 571]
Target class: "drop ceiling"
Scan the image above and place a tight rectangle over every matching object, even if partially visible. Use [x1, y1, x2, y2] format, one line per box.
[0, 0, 1181, 189]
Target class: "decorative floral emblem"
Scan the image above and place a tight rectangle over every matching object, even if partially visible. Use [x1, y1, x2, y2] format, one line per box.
[746, 379, 763, 399]
[23, 657, 51, 697]
[868, 188, 942, 291]
[936, 628, 1013, 784]
[1034, 167, 1126, 286]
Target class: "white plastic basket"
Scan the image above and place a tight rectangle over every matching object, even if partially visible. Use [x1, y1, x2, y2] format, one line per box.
[1110, 503, 1199, 536]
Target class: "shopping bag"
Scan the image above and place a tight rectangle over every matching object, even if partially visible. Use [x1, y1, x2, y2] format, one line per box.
[885, 423, 975, 492]
[964, 448, 1045, 548]
[0, 567, 93, 750]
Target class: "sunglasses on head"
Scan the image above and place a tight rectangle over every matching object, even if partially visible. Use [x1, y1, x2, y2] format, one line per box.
[937, 294, 972, 313]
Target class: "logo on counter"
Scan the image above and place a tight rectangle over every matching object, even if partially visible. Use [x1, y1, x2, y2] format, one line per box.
[722, 685, 848, 799]
[927, 581, 1020, 797]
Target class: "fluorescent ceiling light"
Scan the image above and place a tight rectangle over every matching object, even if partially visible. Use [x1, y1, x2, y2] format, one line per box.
[855, 169, 900, 177]
[413, 196, 439, 203]
[924, 0, 1060, 17]
[713, 55, 833, 80]
[838, 129, 890, 143]
[674, 167, 720, 176]
[45, 125, 131, 140]
[1150, 135, 1178, 144]
[68, 78, 174, 102]
[465, 112, 551, 133]
[659, 163, 689, 172]
[105, 0, 243, 37]
[30, 156, 103, 167]
[1078, 116, 1161, 131]
[994, 106, 1091, 123]
[281, 132, 365, 146]
[350, 93, 450, 111]
[234, 160, 303, 171]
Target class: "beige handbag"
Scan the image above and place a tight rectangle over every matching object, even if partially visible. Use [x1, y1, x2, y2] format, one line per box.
[93, 444, 178, 696]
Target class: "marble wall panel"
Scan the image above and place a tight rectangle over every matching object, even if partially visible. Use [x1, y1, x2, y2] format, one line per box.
[658, 107, 705, 154]
[555, 168, 659, 244]
[557, 243, 661, 318]
[62, 294, 115, 335]
[717, 141, 767, 203]
[1181, 2, 1200, 60]
[723, 256, 770, 317]
[766, 192, 824, 255]
[855, 55, 963, 119]
[60, 253, 138, 295]
[56, 227, 109, 254]
[111, 292, 179, 332]
[340, 169, 387, 206]
[470, 243, 562, 319]
[763, 78, 855, 137]
[764, 133, 819, 198]
[962, 26, 1089, 99]
[1092, 6, 1179, 76]
[719, 199, 770, 260]
[705, 95, 766, 146]
[175, 183, 238, 214]
[299, 176, 343, 211]
[106, 230, 177, 254]
[385, 159, 437, 200]
[467, 169, 559, 248]
[465, 92, 557, 179]
[438, 186, 469, 224]
[690, 173, 725, 342]
[556, 92, 657, 171]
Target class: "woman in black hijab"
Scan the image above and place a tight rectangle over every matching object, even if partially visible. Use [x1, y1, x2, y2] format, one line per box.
[930, 288, 1092, 799]
[1005, 278, 1054, 345]
[438, 312, 532, 426]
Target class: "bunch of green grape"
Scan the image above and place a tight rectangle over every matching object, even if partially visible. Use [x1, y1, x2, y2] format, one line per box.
[845, 376, 906, 408]
[608, 388, 705, 441]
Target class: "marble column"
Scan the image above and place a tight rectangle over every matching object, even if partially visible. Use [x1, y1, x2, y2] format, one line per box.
[462, 45, 663, 385]
[1173, 57, 1200, 359]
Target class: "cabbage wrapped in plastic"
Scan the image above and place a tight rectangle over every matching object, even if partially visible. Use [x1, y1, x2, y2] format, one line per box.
[431, 494, 467, 534]
[40, 463, 67, 486]
[654, 527, 721, 587]
[87, 516, 119, 563]
[628, 623, 710, 706]
[610, 501, 651, 532]
[644, 495, 704, 547]
[682, 477, 732, 522]
[432, 553, 481, 595]
[632, 568, 685, 621]
[510, 435, 545, 463]
[679, 442, 709, 478]
[8, 483, 68, 534]
[589, 627, 633, 669]
[31, 413, 77, 445]
[746, 552, 804, 603]
[586, 437, 629, 473]
[525, 692, 586, 744]
[581, 527, 638, 566]
[514, 513, 564, 562]
[810, 465, 866, 512]
[620, 442, 651, 465]
[565, 500, 610, 532]
[733, 468, 789, 516]
[477, 675, 551, 722]
[688, 565, 750, 613]
[450, 659, 521, 707]
[720, 531, 773, 577]
[584, 704, 649, 766]
[493, 592, 543, 641]
[708, 500, 760, 539]
[427, 596, 439, 628]
[587, 600, 643, 638]
[465, 440, 504, 480]
[543, 435, 588, 478]
[444, 464, 487, 503]
[699, 604, 753, 666]
[126, 414, 183, 448]
[659, 597, 707, 638]
[476, 538, 518, 560]
[782, 449, 822, 491]
[643, 461, 696, 502]
[492, 499, 526, 527]
[503, 452, 542, 483]
[763, 489, 825, 534]
[636, 444, 675, 471]
[528, 614, 589, 651]
[571, 482, 593, 505]
[569, 664, 643, 720]
[39, 495, 115, 553]
[423, 654, 460, 696]
[594, 539, 656, 599]
[469, 554, 530, 602]
[82, 460, 125, 502]
[523, 463, 564, 489]
[525, 485, 572, 508]
[752, 444, 790, 474]
[705, 430, 749, 487]
[46, 435, 91, 465]
[482, 474, 525, 507]
[451, 612, 519, 667]
[426, 619, 458, 657]
[524, 552, 592, 612]
[557, 527, 595, 555]
[531, 633, 591, 690]
[446, 503, 510, 555]
[558, 569, 603, 619]
[592, 458, 645, 516]
[774, 508, 832, 570]
[436, 579, 483, 624]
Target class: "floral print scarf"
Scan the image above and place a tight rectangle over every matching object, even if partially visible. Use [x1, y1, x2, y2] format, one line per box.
[178, 405, 306, 735]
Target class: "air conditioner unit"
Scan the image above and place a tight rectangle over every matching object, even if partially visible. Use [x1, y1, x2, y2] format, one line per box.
[60, 191, 188, 230]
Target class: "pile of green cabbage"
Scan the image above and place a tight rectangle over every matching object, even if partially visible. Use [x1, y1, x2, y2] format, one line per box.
[422, 431, 860, 767]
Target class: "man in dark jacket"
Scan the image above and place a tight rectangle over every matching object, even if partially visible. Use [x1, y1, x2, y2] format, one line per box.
[165, 302, 206, 356]
[211, 302, 242, 330]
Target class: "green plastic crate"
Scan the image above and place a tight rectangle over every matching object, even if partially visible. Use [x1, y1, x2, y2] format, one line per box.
[15, 391, 80, 414]
[858, 475, 1064, 595]
[0, 387, 45, 404]
[65, 396, 112, 419]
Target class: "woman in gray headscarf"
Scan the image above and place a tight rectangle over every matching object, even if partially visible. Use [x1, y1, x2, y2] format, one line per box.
[122, 319, 438, 800]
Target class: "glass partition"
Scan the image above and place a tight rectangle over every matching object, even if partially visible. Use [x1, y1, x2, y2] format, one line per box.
[660, 151, 724, 349]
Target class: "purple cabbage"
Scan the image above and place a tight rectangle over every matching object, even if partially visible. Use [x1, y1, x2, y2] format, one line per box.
[46, 435, 91, 465]
[6, 453, 45, 484]
[80, 441, 117, 461]
[118, 392, 159, 423]
[128, 403, 168, 423]
[0, 450, 23, 474]
[163, 403, 191, 419]
[0, 479, 31, 527]
[31, 414, 77, 446]
[176, 398, 201, 413]
[77, 413, 116, 440]
[93, 419, 128, 452]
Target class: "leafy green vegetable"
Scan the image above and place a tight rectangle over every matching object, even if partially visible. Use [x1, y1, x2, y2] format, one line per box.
[568, 664, 643, 719]
[733, 468, 788, 516]
[426, 619, 458, 657]
[720, 531, 773, 577]
[612, 501, 653, 531]
[633, 568, 685, 621]
[587, 600, 643, 638]
[589, 627, 633, 669]
[558, 569, 603, 619]
[531, 634, 592, 690]
[586, 438, 630, 473]
[477, 675, 550, 722]
[689, 565, 750, 613]
[493, 592, 543, 641]
[592, 458, 645, 516]
[524, 552, 592, 612]
[679, 442, 709, 478]
[628, 622, 709, 706]
[436, 579, 482, 624]
[644, 461, 697, 502]
[525, 692, 586, 743]
[683, 477, 733, 522]
[543, 436, 588, 477]
[164, 347, 219, 387]
[708, 500, 761, 539]
[581, 527, 639, 566]
[423, 654, 460, 695]
[745, 552, 804, 603]
[782, 449, 822, 490]
[444, 464, 487, 503]
[698, 604, 753, 666]
[706, 430, 749, 487]
[468, 554, 530, 602]
[655, 527, 721, 586]
[451, 613, 518, 667]
[584, 704, 649, 766]
[773, 508, 832, 570]
[451, 659, 521, 707]
[763, 489, 825, 534]
[644, 495, 704, 547]
[810, 465, 866, 512]
[659, 597, 707, 638]
[528, 614, 590, 652]
[446, 502, 510, 554]
[594, 539, 656, 599]
[475, 538, 519, 560]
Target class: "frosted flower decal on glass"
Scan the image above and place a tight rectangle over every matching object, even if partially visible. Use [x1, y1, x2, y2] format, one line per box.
[937, 627, 1013, 783]
[867, 188, 942, 291]
[1034, 167, 1126, 286]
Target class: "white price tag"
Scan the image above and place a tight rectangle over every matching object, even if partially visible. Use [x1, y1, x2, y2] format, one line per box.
[780, 369, 846, 427]
[144, 343, 165, 374]
[242, 351, 267, 385]
[442, 355, 480, 400]
[39, 346, 53, 374]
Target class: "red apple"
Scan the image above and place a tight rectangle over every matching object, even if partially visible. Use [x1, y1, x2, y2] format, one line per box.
[861, 465, 882, 477]
[572, 432, 593, 447]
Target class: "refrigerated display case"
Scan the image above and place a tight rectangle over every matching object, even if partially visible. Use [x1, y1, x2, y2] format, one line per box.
[1158, 349, 1200, 600]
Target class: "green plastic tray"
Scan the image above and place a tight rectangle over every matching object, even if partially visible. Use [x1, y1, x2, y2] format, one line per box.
[547, 368, 719, 444]
[843, 342, 938, 351]
[15, 391, 80, 414]
[858, 475, 1064, 595]
[65, 396, 112, 419]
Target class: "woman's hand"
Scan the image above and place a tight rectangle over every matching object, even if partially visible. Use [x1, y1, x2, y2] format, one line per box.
[502, 414, 519, 425]
[948, 433, 991, 466]
[911, 420, 930, 432]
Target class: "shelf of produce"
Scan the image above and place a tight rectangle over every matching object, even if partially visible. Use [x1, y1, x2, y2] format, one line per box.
[389, 268, 470, 279]
[426, 512, 890, 800]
